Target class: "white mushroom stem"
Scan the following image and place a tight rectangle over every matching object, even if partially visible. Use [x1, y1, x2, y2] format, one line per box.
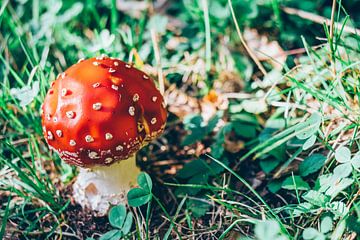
[73, 155, 140, 216]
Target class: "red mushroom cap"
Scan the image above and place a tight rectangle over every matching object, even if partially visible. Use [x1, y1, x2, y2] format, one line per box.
[41, 56, 167, 167]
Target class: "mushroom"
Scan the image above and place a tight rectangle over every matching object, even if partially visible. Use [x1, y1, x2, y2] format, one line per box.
[41, 56, 167, 215]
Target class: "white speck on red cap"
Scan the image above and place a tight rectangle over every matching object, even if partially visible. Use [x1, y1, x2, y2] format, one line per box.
[85, 135, 94, 143]
[89, 151, 99, 159]
[128, 106, 135, 116]
[105, 133, 113, 140]
[56, 130, 62, 137]
[93, 82, 100, 88]
[66, 111, 75, 119]
[92, 103, 102, 110]
[133, 94, 139, 102]
[47, 131, 54, 140]
[105, 157, 113, 164]
[61, 88, 68, 97]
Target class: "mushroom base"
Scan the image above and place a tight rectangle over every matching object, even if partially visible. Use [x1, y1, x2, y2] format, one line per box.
[73, 156, 140, 216]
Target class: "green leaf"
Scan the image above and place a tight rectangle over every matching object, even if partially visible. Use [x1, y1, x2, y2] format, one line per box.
[335, 146, 351, 163]
[178, 158, 227, 181]
[175, 158, 227, 196]
[137, 172, 152, 193]
[10, 81, 40, 107]
[109, 205, 126, 229]
[267, 180, 283, 193]
[210, 123, 233, 158]
[127, 172, 153, 207]
[208, 111, 223, 131]
[242, 99, 267, 114]
[293, 202, 314, 217]
[328, 201, 348, 218]
[302, 135, 317, 150]
[60, 161, 75, 183]
[295, 113, 321, 140]
[127, 188, 152, 207]
[187, 199, 210, 218]
[299, 154, 327, 177]
[209, 1, 229, 19]
[302, 227, 318, 239]
[258, 128, 287, 161]
[147, 14, 168, 34]
[182, 115, 207, 146]
[121, 212, 133, 235]
[295, 123, 317, 140]
[320, 216, 333, 233]
[281, 176, 310, 191]
[232, 0, 259, 23]
[210, 142, 225, 159]
[254, 220, 281, 239]
[233, 122, 257, 139]
[99, 229, 122, 240]
[351, 153, 360, 170]
[262, 70, 283, 88]
[317, 174, 354, 198]
[185, 174, 209, 195]
[260, 158, 281, 174]
[346, 215, 360, 234]
[181, 112, 221, 146]
[302, 227, 324, 240]
[330, 221, 346, 240]
[265, 118, 286, 129]
[229, 52, 254, 81]
[302, 190, 329, 207]
[333, 163, 352, 178]
[177, 159, 208, 179]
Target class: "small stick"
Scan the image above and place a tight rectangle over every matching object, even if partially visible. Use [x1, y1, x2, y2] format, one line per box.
[128, 48, 135, 64]
[329, 0, 336, 39]
[347, 188, 360, 208]
[151, 29, 165, 95]
[282, 6, 360, 35]
[228, 0, 267, 76]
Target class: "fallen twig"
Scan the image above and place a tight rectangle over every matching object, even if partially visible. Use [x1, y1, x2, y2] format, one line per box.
[282, 6, 360, 35]
[228, 0, 267, 76]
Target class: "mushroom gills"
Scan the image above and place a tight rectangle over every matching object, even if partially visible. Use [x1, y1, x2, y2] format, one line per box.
[72, 155, 140, 216]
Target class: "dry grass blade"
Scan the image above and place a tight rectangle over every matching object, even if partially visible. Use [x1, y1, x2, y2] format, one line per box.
[151, 29, 165, 95]
[228, 0, 267, 76]
[282, 6, 360, 35]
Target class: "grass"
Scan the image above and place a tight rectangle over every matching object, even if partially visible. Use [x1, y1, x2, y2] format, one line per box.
[1, 0, 360, 239]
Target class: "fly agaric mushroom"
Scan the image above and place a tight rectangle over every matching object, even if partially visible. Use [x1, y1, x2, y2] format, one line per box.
[41, 56, 167, 214]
